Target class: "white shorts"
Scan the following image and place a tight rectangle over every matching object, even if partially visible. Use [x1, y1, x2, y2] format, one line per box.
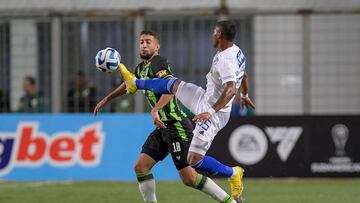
[175, 81, 230, 155]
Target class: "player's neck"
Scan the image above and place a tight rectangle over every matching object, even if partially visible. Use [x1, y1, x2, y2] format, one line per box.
[144, 53, 159, 64]
[217, 41, 233, 52]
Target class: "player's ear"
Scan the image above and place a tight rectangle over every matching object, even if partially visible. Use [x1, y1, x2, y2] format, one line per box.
[155, 43, 160, 51]
[214, 29, 221, 40]
[217, 31, 223, 39]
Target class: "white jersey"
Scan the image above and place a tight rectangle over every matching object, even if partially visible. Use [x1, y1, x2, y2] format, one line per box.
[175, 44, 246, 155]
[203, 44, 246, 113]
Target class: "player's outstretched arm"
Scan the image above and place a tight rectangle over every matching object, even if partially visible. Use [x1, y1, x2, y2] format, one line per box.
[238, 71, 256, 109]
[193, 81, 237, 123]
[93, 82, 127, 116]
[151, 94, 173, 128]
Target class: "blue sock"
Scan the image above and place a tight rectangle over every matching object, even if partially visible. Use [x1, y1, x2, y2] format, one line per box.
[192, 156, 234, 177]
[135, 78, 177, 94]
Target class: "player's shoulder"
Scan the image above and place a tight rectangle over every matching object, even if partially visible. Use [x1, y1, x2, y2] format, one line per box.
[225, 44, 241, 57]
[151, 55, 174, 78]
[221, 45, 243, 64]
[151, 55, 169, 68]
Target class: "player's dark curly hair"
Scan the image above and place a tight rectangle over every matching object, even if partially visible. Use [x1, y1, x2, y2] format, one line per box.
[215, 20, 236, 42]
[140, 30, 160, 44]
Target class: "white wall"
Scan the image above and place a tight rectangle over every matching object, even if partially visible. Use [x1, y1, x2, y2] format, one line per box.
[310, 15, 360, 114]
[254, 14, 360, 115]
[254, 16, 303, 114]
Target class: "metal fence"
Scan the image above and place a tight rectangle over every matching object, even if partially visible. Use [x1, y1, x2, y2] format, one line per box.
[37, 22, 52, 112]
[24, 15, 252, 113]
[0, 11, 359, 115]
[61, 18, 135, 112]
[0, 22, 10, 112]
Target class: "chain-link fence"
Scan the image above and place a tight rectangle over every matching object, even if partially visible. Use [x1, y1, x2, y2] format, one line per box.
[3, 15, 251, 113]
[0, 11, 359, 115]
[61, 18, 135, 112]
[0, 22, 10, 112]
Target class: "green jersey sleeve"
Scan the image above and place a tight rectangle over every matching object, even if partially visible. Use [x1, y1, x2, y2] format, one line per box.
[151, 55, 174, 79]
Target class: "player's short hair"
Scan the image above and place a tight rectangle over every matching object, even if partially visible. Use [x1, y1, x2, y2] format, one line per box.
[215, 20, 236, 42]
[140, 30, 160, 44]
[24, 76, 36, 86]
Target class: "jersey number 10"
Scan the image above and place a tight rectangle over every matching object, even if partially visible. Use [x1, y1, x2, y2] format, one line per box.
[172, 142, 181, 152]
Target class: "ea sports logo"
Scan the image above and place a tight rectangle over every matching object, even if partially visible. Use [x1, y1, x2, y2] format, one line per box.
[229, 125, 303, 165]
[229, 125, 268, 165]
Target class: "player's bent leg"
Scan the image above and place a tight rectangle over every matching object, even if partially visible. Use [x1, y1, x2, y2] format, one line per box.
[189, 151, 234, 177]
[188, 130, 235, 177]
[190, 125, 244, 200]
[118, 63, 181, 95]
[188, 152, 244, 201]
[174, 81, 206, 114]
[178, 166, 237, 203]
[135, 77, 180, 94]
[178, 166, 197, 187]
[133, 153, 157, 173]
[133, 153, 158, 203]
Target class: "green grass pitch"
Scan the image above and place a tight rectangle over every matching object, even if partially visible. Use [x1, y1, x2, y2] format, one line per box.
[1, 178, 359, 203]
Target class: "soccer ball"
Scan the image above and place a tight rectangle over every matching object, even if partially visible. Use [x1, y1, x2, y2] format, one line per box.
[95, 48, 121, 73]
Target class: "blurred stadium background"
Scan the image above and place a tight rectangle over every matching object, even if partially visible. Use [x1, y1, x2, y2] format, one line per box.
[0, 0, 360, 203]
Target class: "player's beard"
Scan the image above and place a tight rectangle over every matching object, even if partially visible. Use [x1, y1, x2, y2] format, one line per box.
[140, 51, 153, 60]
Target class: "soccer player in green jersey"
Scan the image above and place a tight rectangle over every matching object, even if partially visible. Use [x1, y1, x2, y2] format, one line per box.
[94, 30, 240, 203]
[118, 21, 257, 202]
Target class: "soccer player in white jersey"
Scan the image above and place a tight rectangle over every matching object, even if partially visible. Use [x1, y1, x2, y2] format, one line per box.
[119, 20, 255, 202]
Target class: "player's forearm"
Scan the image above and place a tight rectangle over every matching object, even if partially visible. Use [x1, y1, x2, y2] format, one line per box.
[212, 82, 237, 112]
[104, 82, 127, 101]
[239, 71, 249, 95]
[153, 94, 173, 110]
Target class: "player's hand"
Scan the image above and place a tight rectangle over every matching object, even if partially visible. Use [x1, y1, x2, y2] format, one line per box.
[151, 108, 166, 128]
[192, 112, 211, 123]
[236, 94, 256, 110]
[241, 96, 256, 110]
[93, 98, 108, 116]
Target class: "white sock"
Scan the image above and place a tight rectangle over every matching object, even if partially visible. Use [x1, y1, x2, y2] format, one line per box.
[195, 174, 235, 203]
[137, 172, 157, 203]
